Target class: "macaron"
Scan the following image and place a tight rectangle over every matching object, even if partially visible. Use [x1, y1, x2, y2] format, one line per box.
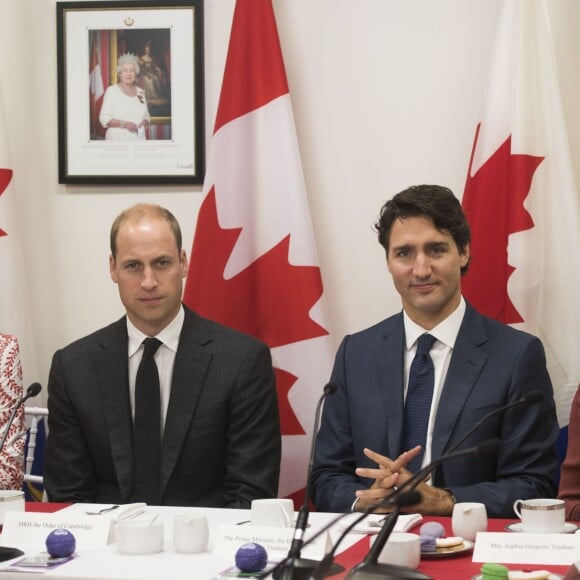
[419, 534, 437, 553]
[419, 521, 445, 538]
[480, 563, 509, 579]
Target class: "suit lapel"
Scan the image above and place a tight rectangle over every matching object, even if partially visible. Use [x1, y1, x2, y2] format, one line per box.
[432, 305, 488, 459]
[376, 313, 406, 457]
[95, 319, 134, 502]
[160, 309, 213, 496]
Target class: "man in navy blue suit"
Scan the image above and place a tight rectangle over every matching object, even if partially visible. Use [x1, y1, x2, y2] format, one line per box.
[312, 185, 558, 518]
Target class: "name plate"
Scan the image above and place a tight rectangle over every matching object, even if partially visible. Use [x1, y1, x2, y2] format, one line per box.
[473, 532, 580, 566]
[213, 524, 332, 561]
[1, 512, 111, 549]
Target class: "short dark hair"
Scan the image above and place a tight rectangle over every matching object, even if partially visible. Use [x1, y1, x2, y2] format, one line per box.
[110, 203, 182, 258]
[374, 184, 471, 275]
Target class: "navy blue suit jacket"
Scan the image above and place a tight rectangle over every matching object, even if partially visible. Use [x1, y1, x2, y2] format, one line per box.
[312, 303, 558, 517]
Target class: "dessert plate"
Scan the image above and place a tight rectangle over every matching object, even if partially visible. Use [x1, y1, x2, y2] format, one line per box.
[421, 539, 473, 558]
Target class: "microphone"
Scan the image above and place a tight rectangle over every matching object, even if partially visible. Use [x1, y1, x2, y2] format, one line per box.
[273, 382, 341, 580]
[309, 440, 500, 580]
[0, 382, 42, 563]
[0, 382, 42, 455]
[443, 391, 543, 457]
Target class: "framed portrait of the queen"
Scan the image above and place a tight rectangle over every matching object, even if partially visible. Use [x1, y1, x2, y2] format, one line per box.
[57, 0, 204, 185]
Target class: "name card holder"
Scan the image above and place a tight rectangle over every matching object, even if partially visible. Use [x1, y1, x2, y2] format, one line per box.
[473, 531, 580, 566]
[214, 524, 332, 561]
[1, 512, 111, 550]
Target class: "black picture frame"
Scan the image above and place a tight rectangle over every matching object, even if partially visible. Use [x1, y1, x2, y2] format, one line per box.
[57, 0, 205, 185]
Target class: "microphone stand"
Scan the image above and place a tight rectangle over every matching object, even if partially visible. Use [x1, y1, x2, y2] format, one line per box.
[344, 506, 432, 580]
[0, 382, 42, 563]
[273, 383, 343, 580]
[312, 491, 423, 580]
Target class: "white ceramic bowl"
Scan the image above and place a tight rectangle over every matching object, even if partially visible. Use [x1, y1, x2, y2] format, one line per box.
[116, 519, 164, 555]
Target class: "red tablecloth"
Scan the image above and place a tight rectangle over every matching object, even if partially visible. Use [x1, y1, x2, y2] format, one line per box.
[26, 502, 69, 513]
[24, 504, 574, 579]
[332, 516, 572, 579]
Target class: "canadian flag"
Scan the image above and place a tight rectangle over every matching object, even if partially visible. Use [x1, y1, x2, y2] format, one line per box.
[183, 0, 334, 500]
[462, 0, 580, 434]
[89, 38, 105, 140]
[0, 91, 38, 388]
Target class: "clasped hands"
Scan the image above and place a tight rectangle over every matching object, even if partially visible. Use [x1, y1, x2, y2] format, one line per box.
[354, 446, 455, 516]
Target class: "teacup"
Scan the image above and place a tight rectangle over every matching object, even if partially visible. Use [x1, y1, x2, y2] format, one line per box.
[370, 532, 420, 569]
[250, 498, 294, 528]
[0, 490, 25, 526]
[513, 498, 565, 533]
[173, 514, 208, 554]
[452, 502, 488, 541]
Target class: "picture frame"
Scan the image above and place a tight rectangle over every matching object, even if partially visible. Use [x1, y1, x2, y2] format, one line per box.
[56, 0, 204, 185]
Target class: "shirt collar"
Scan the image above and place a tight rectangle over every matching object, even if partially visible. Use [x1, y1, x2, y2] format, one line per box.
[127, 305, 185, 357]
[403, 296, 466, 350]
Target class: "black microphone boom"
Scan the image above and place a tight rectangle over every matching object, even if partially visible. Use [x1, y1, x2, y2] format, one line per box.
[25, 382, 42, 399]
[444, 390, 542, 455]
[307, 439, 499, 580]
[0, 382, 42, 563]
[273, 382, 342, 580]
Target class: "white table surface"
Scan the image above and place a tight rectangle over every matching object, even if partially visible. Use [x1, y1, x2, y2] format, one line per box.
[0, 504, 367, 580]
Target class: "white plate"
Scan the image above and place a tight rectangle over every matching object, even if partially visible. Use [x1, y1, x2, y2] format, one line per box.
[471, 575, 562, 580]
[505, 522, 578, 534]
[421, 539, 473, 559]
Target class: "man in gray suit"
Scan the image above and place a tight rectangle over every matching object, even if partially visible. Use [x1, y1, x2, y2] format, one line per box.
[312, 185, 558, 518]
[45, 203, 281, 507]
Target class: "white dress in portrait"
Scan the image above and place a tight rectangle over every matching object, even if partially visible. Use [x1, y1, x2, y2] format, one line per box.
[99, 84, 150, 141]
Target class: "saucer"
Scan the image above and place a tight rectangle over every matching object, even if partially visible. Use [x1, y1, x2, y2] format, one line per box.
[421, 539, 473, 559]
[505, 522, 578, 534]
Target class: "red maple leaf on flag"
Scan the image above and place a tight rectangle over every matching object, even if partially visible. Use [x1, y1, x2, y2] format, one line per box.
[0, 168, 13, 238]
[185, 188, 329, 434]
[274, 368, 304, 435]
[462, 125, 543, 324]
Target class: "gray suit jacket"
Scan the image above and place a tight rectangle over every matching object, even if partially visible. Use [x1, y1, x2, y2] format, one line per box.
[311, 303, 558, 517]
[45, 306, 281, 507]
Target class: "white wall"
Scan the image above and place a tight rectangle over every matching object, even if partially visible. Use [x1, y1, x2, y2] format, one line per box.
[1, 0, 579, 402]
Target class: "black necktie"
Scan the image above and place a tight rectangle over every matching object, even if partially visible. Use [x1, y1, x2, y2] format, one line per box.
[133, 337, 162, 504]
[403, 333, 436, 473]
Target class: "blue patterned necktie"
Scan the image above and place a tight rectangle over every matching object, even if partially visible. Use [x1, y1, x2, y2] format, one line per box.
[133, 337, 162, 504]
[403, 333, 437, 473]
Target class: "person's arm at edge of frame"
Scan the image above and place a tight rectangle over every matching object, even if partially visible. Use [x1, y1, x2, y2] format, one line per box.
[559, 384, 580, 520]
